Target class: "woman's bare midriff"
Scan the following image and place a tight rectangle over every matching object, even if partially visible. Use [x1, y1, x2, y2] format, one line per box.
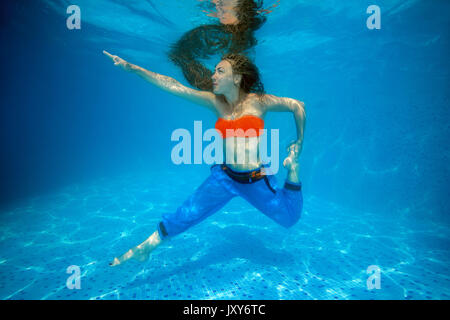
[223, 136, 263, 172]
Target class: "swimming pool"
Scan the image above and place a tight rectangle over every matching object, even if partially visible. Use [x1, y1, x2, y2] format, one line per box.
[0, 0, 449, 300]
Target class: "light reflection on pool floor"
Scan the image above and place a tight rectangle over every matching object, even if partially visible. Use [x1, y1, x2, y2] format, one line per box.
[0, 171, 449, 300]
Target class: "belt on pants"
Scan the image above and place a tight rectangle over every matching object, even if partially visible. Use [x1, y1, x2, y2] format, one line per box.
[220, 164, 265, 184]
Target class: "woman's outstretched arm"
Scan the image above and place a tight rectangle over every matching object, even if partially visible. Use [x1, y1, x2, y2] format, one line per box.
[103, 50, 218, 113]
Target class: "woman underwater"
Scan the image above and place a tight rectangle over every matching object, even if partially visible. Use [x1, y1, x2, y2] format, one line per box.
[103, 51, 306, 266]
[168, 0, 268, 91]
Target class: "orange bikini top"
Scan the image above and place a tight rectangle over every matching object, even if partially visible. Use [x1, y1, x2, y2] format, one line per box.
[215, 115, 264, 138]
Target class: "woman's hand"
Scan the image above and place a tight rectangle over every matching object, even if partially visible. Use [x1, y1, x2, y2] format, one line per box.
[283, 141, 301, 170]
[103, 50, 133, 71]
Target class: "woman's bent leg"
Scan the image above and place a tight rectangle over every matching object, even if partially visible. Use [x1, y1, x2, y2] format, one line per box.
[235, 175, 303, 229]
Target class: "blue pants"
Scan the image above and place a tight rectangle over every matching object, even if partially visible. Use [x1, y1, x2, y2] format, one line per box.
[157, 164, 303, 240]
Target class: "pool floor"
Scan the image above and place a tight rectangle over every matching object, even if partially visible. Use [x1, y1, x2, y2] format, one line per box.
[0, 170, 449, 300]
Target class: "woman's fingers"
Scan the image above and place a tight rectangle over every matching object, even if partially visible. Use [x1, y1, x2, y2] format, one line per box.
[283, 157, 292, 169]
[103, 50, 123, 66]
[103, 50, 121, 64]
[287, 142, 299, 154]
[103, 50, 114, 59]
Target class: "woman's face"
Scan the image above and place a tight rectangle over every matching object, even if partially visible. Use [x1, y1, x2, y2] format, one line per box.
[211, 60, 240, 95]
[213, 0, 239, 25]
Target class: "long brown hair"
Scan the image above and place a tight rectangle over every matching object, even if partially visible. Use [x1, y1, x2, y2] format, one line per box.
[168, 0, 267, 91]
[225, 0, 266, 34]
[222, 53, 265, 95]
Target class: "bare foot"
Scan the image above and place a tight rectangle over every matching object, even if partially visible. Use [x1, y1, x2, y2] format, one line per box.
[110, 231, 161, 267]
[283, 146, 301, 184]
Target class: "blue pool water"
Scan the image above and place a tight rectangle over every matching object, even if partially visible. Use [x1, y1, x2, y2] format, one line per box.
[0, 0, 449, 300]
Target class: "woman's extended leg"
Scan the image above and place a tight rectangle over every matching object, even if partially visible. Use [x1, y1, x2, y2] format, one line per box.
[110, 165, 236, 266]
[158, 165, 237, 239]
[110, 230, 162, 266]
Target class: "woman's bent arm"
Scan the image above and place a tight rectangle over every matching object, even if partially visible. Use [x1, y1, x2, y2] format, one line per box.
[262, 94, 306, 154]
[103, 50, 217, 113]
